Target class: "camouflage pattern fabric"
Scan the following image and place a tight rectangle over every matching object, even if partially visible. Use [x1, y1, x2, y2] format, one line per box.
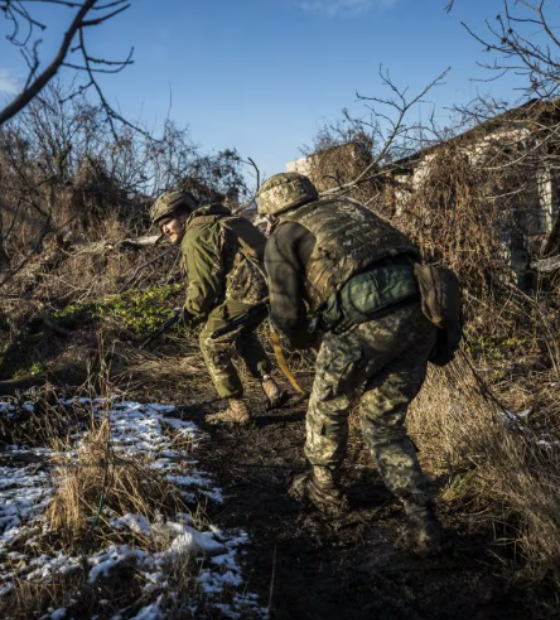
[257, 172, 318, 216]
[198, 300, 271, 399]
[151, 191, 198, 225]
[179, 204, 273, 400]
[181, 204, 267, 317]
[224, 256, 266, 305]
[279, 198, 419, 310]
[306, 302, 436, 503]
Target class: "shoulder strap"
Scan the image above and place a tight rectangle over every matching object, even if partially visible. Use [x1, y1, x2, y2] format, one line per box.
[217, 217, 267, 278]
[188, 214, 225, 227]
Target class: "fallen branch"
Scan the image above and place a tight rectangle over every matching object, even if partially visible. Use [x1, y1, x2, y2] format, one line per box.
[71, 234, 163, 255]
[530, 255, 560, 273]
[118, 245, 177, 294]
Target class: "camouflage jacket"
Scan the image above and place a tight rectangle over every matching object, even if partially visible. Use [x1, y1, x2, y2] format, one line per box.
[181, 204, 267, 319]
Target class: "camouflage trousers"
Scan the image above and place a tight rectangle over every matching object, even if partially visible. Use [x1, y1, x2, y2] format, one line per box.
[306, 302, 437, 502]
[198, 300, 272, 399]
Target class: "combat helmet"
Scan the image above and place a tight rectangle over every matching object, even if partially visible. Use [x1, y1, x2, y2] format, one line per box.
[151, 191, 198, 226]
[257, 172, 319, 216]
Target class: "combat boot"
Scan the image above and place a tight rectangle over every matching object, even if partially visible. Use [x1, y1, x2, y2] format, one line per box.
[260, 374, 290, 410]
[402, 497, 448, 556]
[289, 466, 349, 517]
[206, 398, 251, 426]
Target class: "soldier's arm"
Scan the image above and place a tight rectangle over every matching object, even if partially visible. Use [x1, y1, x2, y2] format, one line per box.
[182, 224, 225, 318]
[265, 222, 316, 349]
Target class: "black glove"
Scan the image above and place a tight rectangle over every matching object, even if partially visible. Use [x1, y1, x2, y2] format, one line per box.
[181, 307, 206, 329]
[173, 307, 192, 327]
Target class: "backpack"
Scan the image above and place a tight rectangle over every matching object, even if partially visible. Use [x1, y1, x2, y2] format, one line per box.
[413, 264, 463, 366]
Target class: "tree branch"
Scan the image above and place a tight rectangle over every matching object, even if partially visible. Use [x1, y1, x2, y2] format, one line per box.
[0, 0, 96, 126]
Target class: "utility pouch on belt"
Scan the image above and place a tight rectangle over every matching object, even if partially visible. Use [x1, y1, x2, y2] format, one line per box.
[319, 264, 419, 335]
[413, 264, 463, 366]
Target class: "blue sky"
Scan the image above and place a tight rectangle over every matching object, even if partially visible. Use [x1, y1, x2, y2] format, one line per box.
[0, 0, 530, 177]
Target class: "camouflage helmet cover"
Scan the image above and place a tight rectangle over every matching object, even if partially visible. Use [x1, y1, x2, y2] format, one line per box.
[151, 191, 198, 226]
[257, 172, 319, 216]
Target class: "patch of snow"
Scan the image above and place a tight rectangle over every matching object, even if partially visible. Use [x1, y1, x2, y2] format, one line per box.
[110, 513, 152, 537]
[0, 397, 265, 619]
[500, 408, 560, 449]
[88, 545, 148, 584]
[0, 462, 52, 538]
[169, 525, 226, 557]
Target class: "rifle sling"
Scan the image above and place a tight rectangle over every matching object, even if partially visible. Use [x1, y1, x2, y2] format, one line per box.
[269, 326, 307, 396]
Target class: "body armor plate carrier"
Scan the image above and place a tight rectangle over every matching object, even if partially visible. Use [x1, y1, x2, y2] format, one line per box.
[279, 198, 420, 310]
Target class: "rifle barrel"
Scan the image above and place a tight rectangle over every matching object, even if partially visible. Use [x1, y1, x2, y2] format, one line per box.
[210, 301, 268, 340]
[139, 310, 181, 349]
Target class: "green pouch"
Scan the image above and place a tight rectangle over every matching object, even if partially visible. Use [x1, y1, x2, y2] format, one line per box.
[320, 265, 419, 334]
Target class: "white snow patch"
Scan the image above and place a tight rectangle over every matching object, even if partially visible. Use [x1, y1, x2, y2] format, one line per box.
[169, 525, 226, 557]
[110, 513, 152, 537]
[499, 408, 560, 447]
[0, 397, 264, 619]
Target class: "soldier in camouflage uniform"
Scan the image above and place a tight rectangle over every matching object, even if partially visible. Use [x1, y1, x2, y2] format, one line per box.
[258, 172, 446, 555]
[151, 191, 288, 425]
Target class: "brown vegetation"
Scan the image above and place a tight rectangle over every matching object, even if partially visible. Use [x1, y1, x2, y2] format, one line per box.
[302, 88, 560, 589]
[47, 415, 183, 545]
[4, 4, 560, 612]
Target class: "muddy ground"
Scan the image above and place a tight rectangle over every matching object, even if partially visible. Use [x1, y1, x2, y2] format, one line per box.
[130, 373, 557, 620]
[2, 321, 557, 620]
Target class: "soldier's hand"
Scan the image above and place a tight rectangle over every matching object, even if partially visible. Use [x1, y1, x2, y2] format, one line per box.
[310, 338, 322, 354]
[173, 307, 192, 327]
[183, 308, 207, 329]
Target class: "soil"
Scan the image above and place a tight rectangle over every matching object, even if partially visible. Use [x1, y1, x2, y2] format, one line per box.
[136, 376, 557, 620]
[3, 324, 556, 620]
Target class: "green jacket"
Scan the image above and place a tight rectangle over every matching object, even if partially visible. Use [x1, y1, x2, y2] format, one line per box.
[181, 204, 267, 319]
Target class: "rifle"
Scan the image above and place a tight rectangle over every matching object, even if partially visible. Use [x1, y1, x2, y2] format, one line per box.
[210, 300, 269, 339]
[140, 308, 182, 349]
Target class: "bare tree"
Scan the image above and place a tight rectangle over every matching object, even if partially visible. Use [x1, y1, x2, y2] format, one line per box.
[298, 66, 450, 202]
[301, 63, 560, 297]
[0, 0, 133, 129]
[454, 0, 560, 99]
[446, 0, 560, 274]
[0, 81, 259, 301]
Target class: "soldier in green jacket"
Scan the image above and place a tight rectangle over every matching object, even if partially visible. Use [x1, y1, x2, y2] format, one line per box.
[258, 172, 446, 555]
[151, 190, 287, 424]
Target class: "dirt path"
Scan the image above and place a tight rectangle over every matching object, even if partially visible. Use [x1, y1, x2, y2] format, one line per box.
[168, 385, 551, 620]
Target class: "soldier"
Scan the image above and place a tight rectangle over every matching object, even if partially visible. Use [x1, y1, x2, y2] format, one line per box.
[258, 172, 446, 554]
[151, 190, 287, 425]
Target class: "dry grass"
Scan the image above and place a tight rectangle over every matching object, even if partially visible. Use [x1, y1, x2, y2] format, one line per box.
[124, 348, 203, 380]
[0, 554, 146, 620]
[0, 386, 223, 620]
[409, 353, 560, 583]
[47, 414, 183, 546]
[0, 573, 84, 620]
[0, 402, 249, 620]
[301, 132, 560, 585]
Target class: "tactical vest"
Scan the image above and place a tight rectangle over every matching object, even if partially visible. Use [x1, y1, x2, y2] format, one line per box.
[279, 198, 419, 309]
[188, 210, 267, 305]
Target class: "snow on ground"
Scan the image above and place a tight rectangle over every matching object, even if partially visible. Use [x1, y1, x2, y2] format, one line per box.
[0, 398, 265, 619]
[500, 408, 560, 448]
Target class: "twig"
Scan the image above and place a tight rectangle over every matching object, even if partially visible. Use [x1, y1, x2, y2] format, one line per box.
[267, 545, 277, 613]
[320, 67, 451, 197]
[0, 0, 97, 126]
[117, 245, 176, 294]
